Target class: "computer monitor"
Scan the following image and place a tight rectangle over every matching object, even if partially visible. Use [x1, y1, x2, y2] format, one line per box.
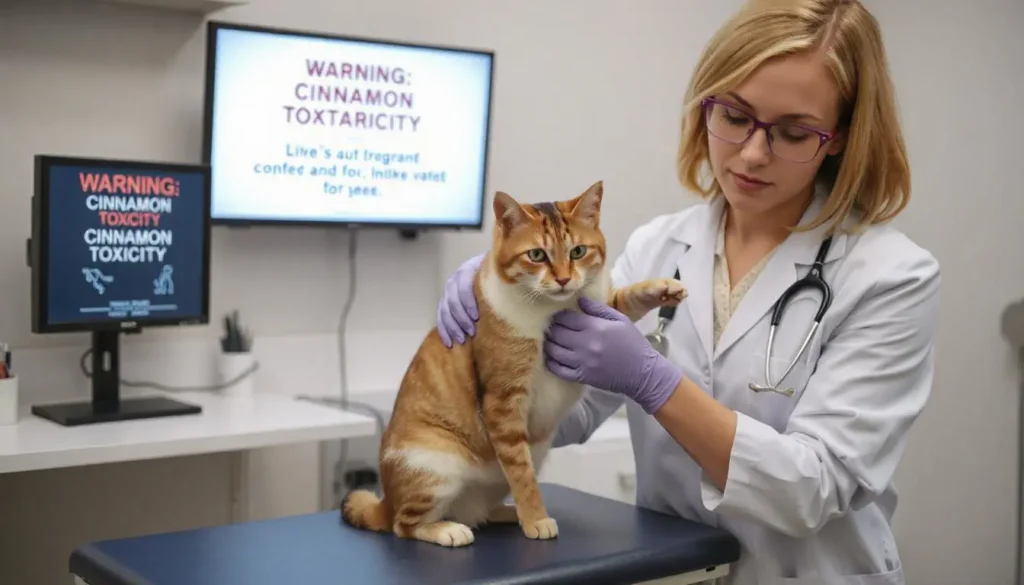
[28, 155, 212, 426]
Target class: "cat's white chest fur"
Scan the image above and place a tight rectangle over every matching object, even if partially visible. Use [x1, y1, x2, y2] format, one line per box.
[480, 268, 609, 441]
[526, 364, 583, 441]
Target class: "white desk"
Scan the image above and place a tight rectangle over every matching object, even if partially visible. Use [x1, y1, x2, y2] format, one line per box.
[0, 336, 395, 584]
[0, 389, 376, 474]
[0, 388, 377, 526]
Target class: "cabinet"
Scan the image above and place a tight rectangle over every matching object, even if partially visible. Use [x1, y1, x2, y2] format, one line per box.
[94, 0, 248, 14]
[540, 418, 637, 504]
[319, 392, 639, 508]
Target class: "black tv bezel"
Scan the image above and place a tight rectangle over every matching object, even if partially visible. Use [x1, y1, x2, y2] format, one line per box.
[30, 154, 214, 334]
[200, 20, 496, 231]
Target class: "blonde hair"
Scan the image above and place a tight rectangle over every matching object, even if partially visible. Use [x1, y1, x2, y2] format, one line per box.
[677, 0, 910, 233]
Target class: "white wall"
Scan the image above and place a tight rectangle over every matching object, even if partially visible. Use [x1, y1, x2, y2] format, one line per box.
[0, 0, 1022, 584]
[870, 2, 1024, 582]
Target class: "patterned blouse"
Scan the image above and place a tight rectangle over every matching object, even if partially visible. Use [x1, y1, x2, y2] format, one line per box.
[712, 211, 777, 349]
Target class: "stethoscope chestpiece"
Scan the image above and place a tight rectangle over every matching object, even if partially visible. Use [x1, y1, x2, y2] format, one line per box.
[644, 316, 671, 357]
[747, 381, 796, 397]
[643, 270, 681, 358]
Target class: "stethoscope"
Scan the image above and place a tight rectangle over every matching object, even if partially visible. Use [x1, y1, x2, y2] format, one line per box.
[644, 236, 834, 397]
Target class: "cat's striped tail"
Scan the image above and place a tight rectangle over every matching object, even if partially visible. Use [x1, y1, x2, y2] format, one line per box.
[341, 489, 391, 532]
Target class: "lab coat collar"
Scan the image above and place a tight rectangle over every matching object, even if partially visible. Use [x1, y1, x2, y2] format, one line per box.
[670, 197, 721, 362]
[670, 186, 850, 363]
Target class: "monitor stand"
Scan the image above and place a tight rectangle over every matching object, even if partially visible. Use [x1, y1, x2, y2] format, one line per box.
[31, 330, 202, 427]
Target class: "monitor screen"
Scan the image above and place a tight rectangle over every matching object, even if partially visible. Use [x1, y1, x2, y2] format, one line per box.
[202, 22, 495, 229]
[31, 155, 211, 333]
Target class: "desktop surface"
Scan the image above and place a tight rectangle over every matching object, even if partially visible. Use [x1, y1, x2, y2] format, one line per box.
[0, 390, 375, 474]
[71, 483, 741, 585]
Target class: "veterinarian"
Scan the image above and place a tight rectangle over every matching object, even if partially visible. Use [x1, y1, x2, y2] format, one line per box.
[435, 0, 939, 583]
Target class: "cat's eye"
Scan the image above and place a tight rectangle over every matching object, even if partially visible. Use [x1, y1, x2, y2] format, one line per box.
[569, 245, 587, 260]
[526, 248, 547, 262]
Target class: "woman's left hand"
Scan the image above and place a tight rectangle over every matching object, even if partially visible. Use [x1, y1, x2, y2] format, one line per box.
[544, 297, 683, 414]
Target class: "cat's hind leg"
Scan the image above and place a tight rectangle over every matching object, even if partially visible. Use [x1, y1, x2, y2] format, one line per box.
[384, 447, 477, 547]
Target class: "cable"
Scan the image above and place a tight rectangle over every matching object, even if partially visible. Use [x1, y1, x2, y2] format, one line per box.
[76, 225, 384, 509]
[78, 346, 259, 392]
[294, 227, 387, 507]
[295, 396, 385, 432]
[1001, 302, 1024, 585]
[335, 227, 359, 489]
[1016, 346, 1024, 585]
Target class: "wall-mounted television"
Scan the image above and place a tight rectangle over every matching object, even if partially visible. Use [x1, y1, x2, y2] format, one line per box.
[201, 21, 495, 231]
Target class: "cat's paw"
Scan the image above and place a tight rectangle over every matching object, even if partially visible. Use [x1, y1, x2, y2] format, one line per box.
[614, 278, 688, 322]
[430, 522, 475, 547]
[631, 278, 688, 311]
[522, 517, 558, 540]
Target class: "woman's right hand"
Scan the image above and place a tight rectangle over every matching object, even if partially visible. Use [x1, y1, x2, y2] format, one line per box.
[437, 253, 485, 347]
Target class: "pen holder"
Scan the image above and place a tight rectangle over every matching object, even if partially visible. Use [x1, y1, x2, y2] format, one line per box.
[0, 376, 18, 426]
[217, 352, 256, 397]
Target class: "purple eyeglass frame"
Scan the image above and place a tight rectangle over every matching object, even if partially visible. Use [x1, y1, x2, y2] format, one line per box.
[700, 96, 837, 162]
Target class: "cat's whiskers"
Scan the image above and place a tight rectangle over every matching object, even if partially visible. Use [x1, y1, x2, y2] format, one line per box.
[517, 286, 545, 305]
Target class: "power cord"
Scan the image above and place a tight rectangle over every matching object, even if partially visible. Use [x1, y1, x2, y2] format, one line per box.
[294, 227, 387, 506]
[335, 227, 360, 479]
[78, 346, 259, 392]
[1000, 301, 1024, 585]
[1015, 346, 1024, 585]
[74, 226, 386, 508]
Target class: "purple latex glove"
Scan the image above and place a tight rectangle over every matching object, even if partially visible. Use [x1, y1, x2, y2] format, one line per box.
[544, 297, 682, 414]
[436, 253, 485, 347]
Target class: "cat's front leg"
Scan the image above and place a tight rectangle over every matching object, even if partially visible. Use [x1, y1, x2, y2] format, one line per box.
[480, 388, 558, 540]
[611, 277, 687, 322]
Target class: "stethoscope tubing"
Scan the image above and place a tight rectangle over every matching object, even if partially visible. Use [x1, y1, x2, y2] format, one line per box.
[647, 236, 835, 397]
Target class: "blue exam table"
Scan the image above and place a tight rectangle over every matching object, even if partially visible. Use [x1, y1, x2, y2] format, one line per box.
[70, 483, 741, 585]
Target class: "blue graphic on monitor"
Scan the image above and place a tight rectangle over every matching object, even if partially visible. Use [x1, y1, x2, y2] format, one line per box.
[153, 265, 174, 295]
[82, 267, 114, 294]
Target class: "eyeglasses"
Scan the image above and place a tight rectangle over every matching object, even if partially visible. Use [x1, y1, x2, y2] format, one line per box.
[701, 97, 837, 163]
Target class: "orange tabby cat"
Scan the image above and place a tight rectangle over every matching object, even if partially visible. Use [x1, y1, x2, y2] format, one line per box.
[341, 180, 686, 547]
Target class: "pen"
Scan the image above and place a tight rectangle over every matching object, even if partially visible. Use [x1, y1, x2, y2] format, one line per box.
[220, 312, 251, 353]
[234, 312, 243, 351]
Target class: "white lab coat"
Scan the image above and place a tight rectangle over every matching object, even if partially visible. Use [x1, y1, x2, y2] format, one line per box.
[553, 192, 941, 585]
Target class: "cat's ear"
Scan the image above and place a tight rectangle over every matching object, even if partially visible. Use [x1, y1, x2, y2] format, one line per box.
[569, 180, 603, 227]
[493, 191, 530, 234]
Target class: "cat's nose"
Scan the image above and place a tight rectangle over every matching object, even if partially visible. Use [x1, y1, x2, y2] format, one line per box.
[555, 277, 570, 287]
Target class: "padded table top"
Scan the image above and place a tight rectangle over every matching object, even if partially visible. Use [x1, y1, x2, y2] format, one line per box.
[71, 484, 740, 585]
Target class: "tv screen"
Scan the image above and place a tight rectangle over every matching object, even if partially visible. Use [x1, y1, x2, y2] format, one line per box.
[202, 22, 495, 229]
[30, 155, 212, 333]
